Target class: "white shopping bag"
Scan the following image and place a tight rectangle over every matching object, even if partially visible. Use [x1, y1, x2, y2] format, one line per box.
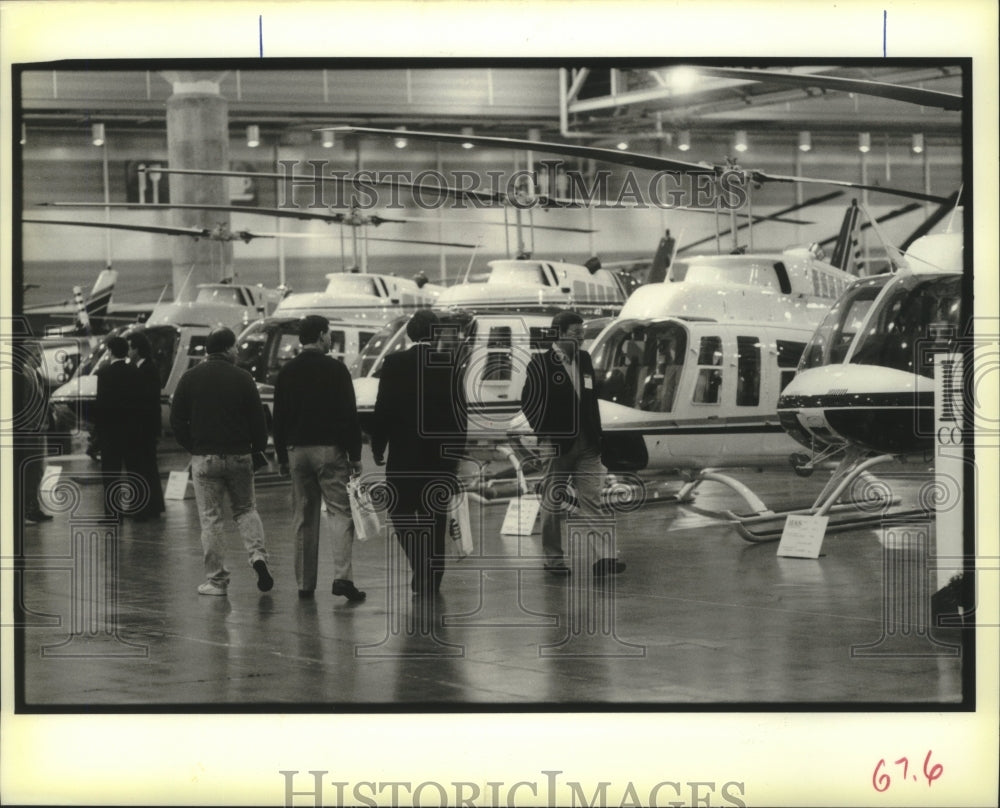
[347, 476, 382, 542]
[447, 490, 473, 559]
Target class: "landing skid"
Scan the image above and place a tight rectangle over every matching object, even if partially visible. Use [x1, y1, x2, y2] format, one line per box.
[722, 448, 927, 542]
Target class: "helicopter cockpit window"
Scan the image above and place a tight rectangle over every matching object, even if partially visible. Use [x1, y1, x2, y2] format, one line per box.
[637, 325, 688, 412]
[849, 275, 962, 378]
[693, 335, 723, 404]
[799, 276, 888, 370]
[186, 335, 208, 370]
[592, 322, 646, 407]
[592, 321, 689, 412]
[236, 322, 269, 383]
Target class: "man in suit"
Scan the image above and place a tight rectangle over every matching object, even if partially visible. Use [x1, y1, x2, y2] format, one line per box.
[126, 331, 165, 520]
[94, 336, 141, 517]
[170, 327, 273, 597]
[520, 311, 625, 577]
[272, 315, 366, 603]
[369, 310, 467, 597]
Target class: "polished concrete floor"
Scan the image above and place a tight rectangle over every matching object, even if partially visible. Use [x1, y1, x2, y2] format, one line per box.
[15, 446, 968, 710]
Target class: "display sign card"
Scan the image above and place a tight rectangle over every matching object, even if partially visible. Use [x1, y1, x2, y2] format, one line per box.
[500, 494, 541, 536]
[776, 514, 829, 558]
[164, 469, 192, 500]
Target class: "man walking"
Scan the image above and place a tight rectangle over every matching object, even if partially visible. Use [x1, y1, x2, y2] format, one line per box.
[272, 315, 366, 603]
[520, 311, 625, 577]
[126, 331, 166, 520]
[170, 327, 273, 596]
[94, 335, 140, 517]
[370, 310, 467, 597]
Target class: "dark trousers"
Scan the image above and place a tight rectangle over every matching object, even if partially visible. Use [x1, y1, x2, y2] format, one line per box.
[129, 438, 165, 517]
[388, 475, 449, 594]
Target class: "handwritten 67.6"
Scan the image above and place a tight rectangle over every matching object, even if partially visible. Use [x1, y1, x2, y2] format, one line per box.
[872, 751, 943, 792]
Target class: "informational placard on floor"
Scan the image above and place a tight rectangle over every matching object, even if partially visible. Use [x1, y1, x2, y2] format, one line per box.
[776, 513, 828, 558]
[500, 494, 541, 536]
[164, 469, 192, 500]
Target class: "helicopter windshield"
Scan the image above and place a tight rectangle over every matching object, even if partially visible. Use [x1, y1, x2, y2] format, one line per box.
[325, 275, 381, 297]
[351, 316, 409, 378]
[798, 276, 889, 371]
[488, 261, 552, 286]
[848, 274, 962, 377]
[591, 320, 689, 412]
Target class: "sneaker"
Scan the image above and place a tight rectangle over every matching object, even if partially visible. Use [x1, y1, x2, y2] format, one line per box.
[331, 579, 366, 603]
[198, 581, 227, 596]
[544, 560, 571, 576]
[253, 560, 274, 592]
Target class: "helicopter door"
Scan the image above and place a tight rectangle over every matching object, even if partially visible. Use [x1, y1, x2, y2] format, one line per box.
[463, 316, 532, 419]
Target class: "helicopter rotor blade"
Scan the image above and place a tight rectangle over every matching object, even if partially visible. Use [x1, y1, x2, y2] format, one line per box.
[691, 66, 962, 111]
[23, 217, 273, 242]
[328, 126, 717, 176]
[252, 231, 479, 249]
[749, 170, 951, 205]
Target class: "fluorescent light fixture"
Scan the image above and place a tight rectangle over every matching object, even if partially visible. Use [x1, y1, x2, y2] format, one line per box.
[393, 126, 408, 149]
[322, 130, 335, 148]
[677, 130, 690, 152]
[246, 124, 260, 148]
[461, 126, 474, 149]
[91, 123, 105, 146]
[733, 130, 748, 153]
[912, 133, 924, 154]
[798, 131, 812, 152]
[858, 132, 871, 153]
[20, 123, 26, 145]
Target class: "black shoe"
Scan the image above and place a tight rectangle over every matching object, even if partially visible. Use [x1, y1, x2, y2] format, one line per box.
[253, 560, 274, 592]
[544, 561, 571, 576]
[298, 590, 314, 599]
[593, 558, 626, 577]
[26, 511, 53, 522]
[332, 579, 366, 603]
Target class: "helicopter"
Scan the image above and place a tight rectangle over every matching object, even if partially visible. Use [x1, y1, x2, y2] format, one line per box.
[762, 214, 965, 541]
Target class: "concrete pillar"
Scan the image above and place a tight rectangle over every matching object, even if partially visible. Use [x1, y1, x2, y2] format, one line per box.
[160, 71, 231, 301]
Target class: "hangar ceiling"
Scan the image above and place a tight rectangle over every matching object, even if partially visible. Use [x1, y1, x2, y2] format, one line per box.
[19, 63, 963, 150]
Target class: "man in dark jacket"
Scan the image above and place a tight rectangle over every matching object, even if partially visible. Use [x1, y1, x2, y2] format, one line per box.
[520, 311, 625, 577]
[126, 331, 166, 520]
[170, 327, 273, 597]
[369, 310, 467, 597]
[95, 336, 140, 517]
[272, 315, 366, 603]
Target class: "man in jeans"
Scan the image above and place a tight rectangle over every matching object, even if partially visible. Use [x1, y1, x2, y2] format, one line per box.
[170, 327, 274, 596]
[272, 315, 365, 603]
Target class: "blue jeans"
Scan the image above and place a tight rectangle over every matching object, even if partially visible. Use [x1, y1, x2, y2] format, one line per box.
[288, 445, 355, 591]
[191, 454, 268, 588]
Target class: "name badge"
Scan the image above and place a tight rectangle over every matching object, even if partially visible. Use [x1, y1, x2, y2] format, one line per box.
[583, 374, 594, 390]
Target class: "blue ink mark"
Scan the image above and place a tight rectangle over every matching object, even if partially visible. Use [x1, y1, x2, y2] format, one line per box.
[259, 15, 263, 58]
[882, 10, 887, 57]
